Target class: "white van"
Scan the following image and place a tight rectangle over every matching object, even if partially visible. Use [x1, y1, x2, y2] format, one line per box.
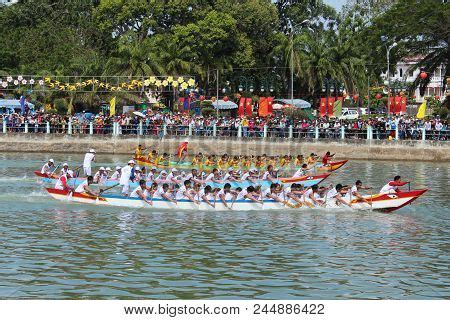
[339, 109, 359, 120]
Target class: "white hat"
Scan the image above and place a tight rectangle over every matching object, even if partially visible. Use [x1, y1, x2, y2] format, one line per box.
[99, 167, 105, 170]
[128, 160, 135, 164]
[62, 162, 68, 167]
[228, 167, 234, 172]
[105, 167, 111, 171]
[67, 170, 74, 178]
[116, 166, 121, 170]
[151, 166, 157, 170]
[171, 168, 178, 172]
[89, 149, 96, 153]
[49, 159, 54, 163]
[135, 166, 141, 171]
[160, 170, 167, 175]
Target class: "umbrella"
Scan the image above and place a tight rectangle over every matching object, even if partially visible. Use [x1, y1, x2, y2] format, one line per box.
[133, 111, 146, 118]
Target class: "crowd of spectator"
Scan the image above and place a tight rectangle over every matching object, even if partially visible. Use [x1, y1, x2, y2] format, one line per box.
[0, 110, 448, 141]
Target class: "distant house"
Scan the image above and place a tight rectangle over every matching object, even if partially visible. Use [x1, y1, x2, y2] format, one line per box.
[381, 56, 446, 103]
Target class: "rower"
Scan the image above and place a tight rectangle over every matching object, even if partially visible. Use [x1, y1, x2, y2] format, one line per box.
[293, 164, 310, 178]
[217, 183, 238, 209]
[303, 185, 324, 206]
[262, 165, 277, 182]
[147, 150, 157, 162]
[119, 160, 135, 196]
[185, 168, 201, 184]
[60, 163, 69, 176]
[284, 183, 306, 206]
[348, 180, 372, 204]
[146, 167, 157, 183]
[134, 144, 144, 158]
[322, 151, 335, 165]
[154, 170, 168, 184]
[110, 166, 121, 180]
[75, 176, 99, 197]
[236, 186, 262, 204]
[105, 167, 112, 178]
[241, 169, 258, 184]
[223, 168, 239, 182]
[133, 166, 142, 181]
[176, 180, 199, 204]
[380, 175, 409, 194]
[54, 170, 74, 191]
[326, 184, 351, 207]
[197, 185, 216, 208]
[93, 167, 107, 185]
[154, 183, 177, 204]
[205, 168, 223, 184]
[140, 167, 147, 180]
[294, 154, 304, 167]
[262, 183, 285, 204]
[306, 153, 318, 166]
[130, 179, 152, 206]
[83, 149, 96, 176]
[41, 159, 55, 176]
[167, 168, 180, 184]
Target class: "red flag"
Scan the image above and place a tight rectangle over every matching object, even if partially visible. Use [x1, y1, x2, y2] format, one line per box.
[327, 97, 336, 116]
[401, 97, 407, 113]
[267, 97, 274, 114]
[238, 97, 245, 116]
[319, 98, 327, 117]
[245, 98, 253, 116]
[258, 97, 268, 117]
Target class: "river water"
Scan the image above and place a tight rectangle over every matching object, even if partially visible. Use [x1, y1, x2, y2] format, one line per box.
[0, 152, 448, 299]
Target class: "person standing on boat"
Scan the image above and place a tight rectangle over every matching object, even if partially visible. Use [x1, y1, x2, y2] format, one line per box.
[322, 151, 335, 165]
[110, 166, 121, 180]
[41, 159, 55, 176]
[54, 170, 74, 192]
[119, 160, 135, 196]
[75, 176, 99, 197]
[380, 176, 409, 194]
[83, 149, 96, 176]
[130, 179, 152, 206]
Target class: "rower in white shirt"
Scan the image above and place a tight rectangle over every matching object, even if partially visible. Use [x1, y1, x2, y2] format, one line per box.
[60, 163, 69, 176]
[146, 167, 157, 183]
[175, 180, 199, 204]
[41, 159, 55, 176]
[197, 185, 215, 208]
[303, 185, 323, 206]
[83, 149, 96, 176]
[326, 184, 351, 207]
[110, 166, 121, 180]
[204, 168, 223, 184]
[293, 164, 310, 178]
[236, 186, 262, 204]
[75, 176, 99, 197]
[154, 170, 168, 184]
[130, 179, 152, 205]
[93, 167, 107, 185]
[262, 165, 277, 182]
[154, 183, 177, 204]
[167, 168, 180, 184]
[223, 168, 239, 182]
[216, 183, 238, 210]
[347, 180, 372, 204]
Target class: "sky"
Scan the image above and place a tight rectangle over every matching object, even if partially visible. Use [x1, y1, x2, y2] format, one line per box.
[324, 0, 347, 10]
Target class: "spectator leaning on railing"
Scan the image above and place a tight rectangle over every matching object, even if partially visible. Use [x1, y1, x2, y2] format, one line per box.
[0, 111, 448, 141]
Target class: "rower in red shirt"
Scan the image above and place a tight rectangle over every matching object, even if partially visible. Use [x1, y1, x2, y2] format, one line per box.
[322, 151, 335, 165]
[380, 176, 409, 194]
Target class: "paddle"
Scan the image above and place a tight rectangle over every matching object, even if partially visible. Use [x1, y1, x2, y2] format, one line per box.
[96, 183, 120, 205]
[50, 163, 61, 176]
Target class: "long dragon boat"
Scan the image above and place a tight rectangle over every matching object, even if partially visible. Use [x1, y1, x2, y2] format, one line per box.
[134, 156, 348, 173]
[45, 188, 427, 213]
[34, 171, 330, 189]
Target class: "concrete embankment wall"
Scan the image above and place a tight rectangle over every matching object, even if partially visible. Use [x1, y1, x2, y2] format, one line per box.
[0, 133, 449, 162]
